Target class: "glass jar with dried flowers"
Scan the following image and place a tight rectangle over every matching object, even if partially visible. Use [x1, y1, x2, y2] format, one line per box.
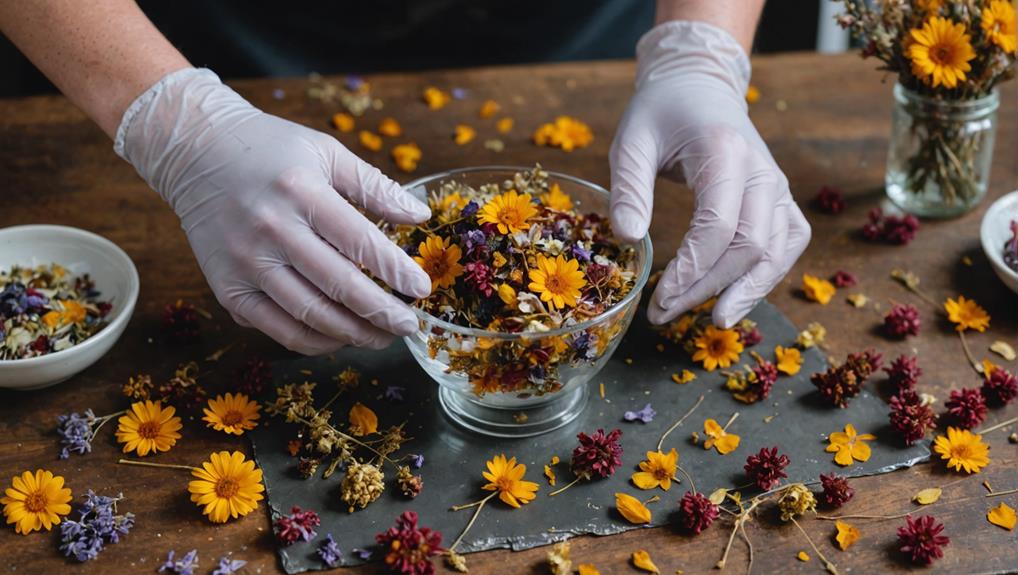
[837, 0, 1017, 218]
[390, 166, 652, 437]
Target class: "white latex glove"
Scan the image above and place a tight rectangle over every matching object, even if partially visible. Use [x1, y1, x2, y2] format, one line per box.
[610, 21, 811, 328]
[115, 68, 432, 354]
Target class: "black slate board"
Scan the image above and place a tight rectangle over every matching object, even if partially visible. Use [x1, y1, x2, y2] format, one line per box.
[249, 301, 930, 573]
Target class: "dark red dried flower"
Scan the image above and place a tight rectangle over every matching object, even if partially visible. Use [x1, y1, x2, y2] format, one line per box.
[375, 511, 443, 575]
[862, 208, 920, 245]
[819, 473, 854, 508]
[463, 261, 494, 297]
[982, 365, 1018, 406]
[884, 355, 922, 392]
[677, 491, 719, 534]
[883, 304, 921, 339]
[945, 388, 987, 429]
[897, 515, 949, 566]
[844, 348, 883, 379]
[815, 186, 846, 214]
[751, 358, 779, 399]
[811, 366, 861, 408]
[744, 446, 790, 491]
[234, 356, 272, 396]
[736, 325, 762, 347]
[830, 270, 857, 288]
[571, 428, 623, 480]
[889, 390, 937, 446]
[162, 299, 201, 342]
[273, 506, 321, 546]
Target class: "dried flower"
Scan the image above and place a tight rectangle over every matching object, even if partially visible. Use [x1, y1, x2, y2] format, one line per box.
[273, 505, 321, 546]
[1, 469, 72, 535]
[933, 427, 990, 474]
[532, 116, 593, 152]
[615, 492, 652, 524]
[884, 355, 922, 392]
[478, 99, 501, 119]
[802, 274, 836, 304]
[883, 303, 921, 338]
[897, 515, 949, 565]
[385, 385, 406, 402]
[945, 388, 987, 429]
[56, 409, 120, 459]
[59, 491, 133, 562]
[819, 473, 854, 508]
[744, 446, 789, 490]
[777, 483, 817, 521]
[835, 520, 860, 551]
[528, 254, 586, 310]
[889, 389, 938, 446]
[233, 356, 271, 396]
[392, 143, 422, 173]
[570, 428, 623, 480]
[375, 511, 443, 575]
[944, 296, 990, 332]
[477, 189, 538, 234]
[815, 186, 846, 214]
[158, 362, 207, 408]
[987, 502, 1017, 531]
[826, 424, 875, 466]
[115, 400, 182, 456]
[203, 392, 261, 435]
[672, 370, 697, 384]
[159, 549, 199, 575]
[796, 322, 826, 349]
[982, 1, 1018, 53]
[453, 124, 476, 146]
[774, 346, 802, 376]
[397, 466, 424, 499]
[348, 402, 379, 437]
[982, 364, 1018, 406]
[212, 556, 246, 575]
[422, 86, 451, 110]
[631, 449, 677, 491]
[692, 326, 743, 371]
[317, 533, 343, 567]
[359, 130, 382, 152]
[811, 349, 881, 408]
[831, 270, 856, 287]
[162, 299, 201, 342]
[540, 183, 573, 211]
[341, 461, 385, 512]
[631, 550, 659, 574]
[623, 403, 656, 424]
[703, 418, 740, 455]
[188, 451, 264, 523]
[862, 208, 920, 245]
[677, 491, 719, 534]
[414, 236, 463, 292]
[547, 541, 571, 575]
[495, 117, 514, 134]
[481, 454, 539, 507]
[908, 17, 975, 89]
[122, 374, 153, 400]
[378, 117, 402, 137]
[331, 112, 354, 133]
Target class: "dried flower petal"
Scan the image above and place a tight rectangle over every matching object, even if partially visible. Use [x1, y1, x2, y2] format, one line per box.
[835, 520, 860, 550]
[987, 502, 1016, 530]
[623, 403, 656, 424]
[990, 340, 1017, 361]
[802, 274, 836, 304]
[631, 550, 659, 574]
[797, 551, 810, 562]
[913, 487, 942, 505]
[615, 492, 652, 524]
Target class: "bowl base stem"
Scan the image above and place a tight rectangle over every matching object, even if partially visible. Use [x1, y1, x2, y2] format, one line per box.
[438, 384, 588, 438]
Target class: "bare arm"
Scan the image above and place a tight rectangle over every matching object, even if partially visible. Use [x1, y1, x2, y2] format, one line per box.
[0, 0, 190, 137]
[655, 0, 766, 53]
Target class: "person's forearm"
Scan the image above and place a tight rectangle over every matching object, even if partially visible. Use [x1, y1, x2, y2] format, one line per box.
[0, 0, 190, 138]
[655, 0, 765, 54]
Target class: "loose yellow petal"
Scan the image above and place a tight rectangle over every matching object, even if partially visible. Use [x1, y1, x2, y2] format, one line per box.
[615, 492, 652, 524]
[913, 487, 942, 505]
[835, 520, 860, 550]
[632, 550, 660, 574]
[708, 488, 728, 505]
[990, 340, 1017, 361]
[544, 464, 556, 486]
[797, 551, 810, 562]
[988, 502, 1017, 530]
[348, 402, 378, 436]
[577, 564, 601, 575]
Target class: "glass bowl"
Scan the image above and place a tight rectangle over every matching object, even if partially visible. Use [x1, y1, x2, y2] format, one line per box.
[400, 167, 652, 437]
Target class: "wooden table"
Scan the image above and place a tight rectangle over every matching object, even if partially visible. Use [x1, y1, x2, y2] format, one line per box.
[1, 53, 1016, 574]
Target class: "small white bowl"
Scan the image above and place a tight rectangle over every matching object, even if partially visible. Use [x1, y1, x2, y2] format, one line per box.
[0, 225, 139, 389]
[981, 190, 1018, 295]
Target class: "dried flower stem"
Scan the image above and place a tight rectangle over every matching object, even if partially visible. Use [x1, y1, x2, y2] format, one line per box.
[816, 511, 920, 521]
[791, 517, 838, 575]
[976, 415, 1018, 435]
[291, 415, 400, 468]
[91, 410, 126, 440]
[449, 492, 497, 551]
[548, 477, 581, 497]
[675, 465, 697, 495]
[656, 394, 704, 452]
[722, 412, 740, 431]
[117, 459, 198, 472]
[957, 331, 983, 376]
[739, 522, 754, 574]
[986, 488, 1018, 498]
[716, 496, 762, 570]
[890, 269, 939, 308]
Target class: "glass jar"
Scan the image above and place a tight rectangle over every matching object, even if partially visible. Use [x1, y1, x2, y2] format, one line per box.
[886, 83, 999, 218]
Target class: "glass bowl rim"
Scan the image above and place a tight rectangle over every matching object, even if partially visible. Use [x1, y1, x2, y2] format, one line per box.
[401, 165, 653, 340]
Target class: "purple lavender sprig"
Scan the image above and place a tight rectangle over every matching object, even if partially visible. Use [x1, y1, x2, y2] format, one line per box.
[59, 491, 134, 562]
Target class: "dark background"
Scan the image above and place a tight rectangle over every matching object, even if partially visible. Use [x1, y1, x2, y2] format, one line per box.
[1, 1, 819, 99]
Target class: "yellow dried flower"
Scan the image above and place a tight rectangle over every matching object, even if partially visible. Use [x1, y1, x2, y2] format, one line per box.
[454, 124, 476, 145]
[533, 116, 593, 152]
[834, 520, 860, 550]
[774, 346, 802, 376]
[331, 112, 355, 133]
[703, 418, 740, 455]
[340, 461, 384, 512]
[691, 326, 743, 371]
[983, 1, 1017, 53]
[933, 426, 990, 473]
[672, 370, 696, 384]
[392, 142, 422, 173]
[908, 16, 976, 89]
[777, 483, 816, 521]
[826, 424, 876, 466]
[631, 449, 678, 491]
[359, 130, 382, 152]
[802, 274, 836, 305]
[422, 86, 451, 110]
[1, 469, 72, 534]
[378, 117, 402, 137]
[944, 295, 990, 332]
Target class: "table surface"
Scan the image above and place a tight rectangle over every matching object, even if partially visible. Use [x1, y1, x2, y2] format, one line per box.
[1, 53, 1016, 575]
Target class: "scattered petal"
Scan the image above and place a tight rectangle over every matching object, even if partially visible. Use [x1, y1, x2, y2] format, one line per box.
[988, 502, 1016, 530]
[631, 550, 660, 573]
[990, 340, 1017, 361]
[913, 487, 942, 505]
[835, 520, 860, 550]
[615, 492, 652, 524]
[797, 551, 810, 562]
[846, 294, 868, 308]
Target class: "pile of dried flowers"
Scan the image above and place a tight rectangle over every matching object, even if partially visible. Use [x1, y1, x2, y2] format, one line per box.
[386, 165, 640, 398]
[1, 263, 112, 360]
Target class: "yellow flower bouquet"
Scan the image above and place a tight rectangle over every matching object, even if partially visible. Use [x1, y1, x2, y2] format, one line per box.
[837, 0, 1016, 216]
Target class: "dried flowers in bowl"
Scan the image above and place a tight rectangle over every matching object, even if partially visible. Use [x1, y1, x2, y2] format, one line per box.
[389, 166, 652, 437]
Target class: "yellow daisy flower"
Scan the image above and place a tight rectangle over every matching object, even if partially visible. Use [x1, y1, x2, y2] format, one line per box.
[944, 295, 990, 332]
[528, 254, 587, 310]
[481, 454, 539, 508]
[631, 449, 678, 491]
[907, 16, 976, 89]
[703, 418, 740, 455]
[202, 393, 261, 435]
[115, 400, 183, 456]
[933, 426, 990, 473]
[826, 424, 876, 466]
[413, 235, 463, 291]
[188, 451, 265, 523]
[982, 0, 1017, 54]
[691, 325, 743, 371]
[1, 469, 72, 534]
[802, 274, 836, 305]
[774, 345, 803, 376]
[540, 183, 573, 211]
[477, 190, 538, 234]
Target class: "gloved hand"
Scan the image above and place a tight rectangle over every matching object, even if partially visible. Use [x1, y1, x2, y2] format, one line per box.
[609, 21, 811, 328]
[115, 68, 432, 354]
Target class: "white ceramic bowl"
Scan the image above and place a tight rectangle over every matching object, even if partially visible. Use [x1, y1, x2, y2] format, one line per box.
[980, 190, 1018, 295]
[0, 225, 139, 389]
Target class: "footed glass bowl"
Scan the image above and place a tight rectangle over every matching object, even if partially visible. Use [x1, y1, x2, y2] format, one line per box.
[401, 167, 652, 437]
